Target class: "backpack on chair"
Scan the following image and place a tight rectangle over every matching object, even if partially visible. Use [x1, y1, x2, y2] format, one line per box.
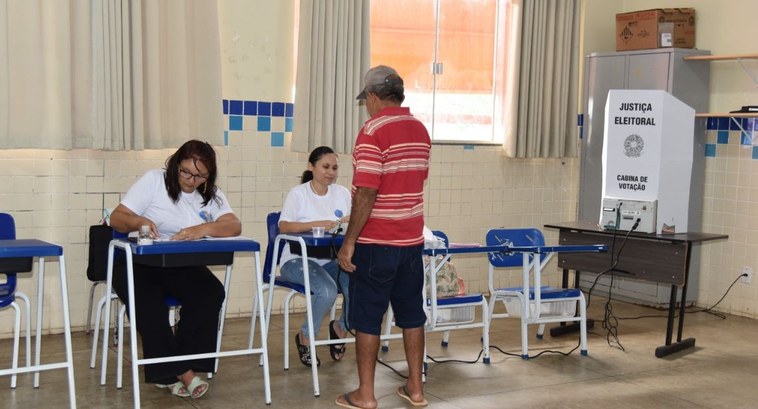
[424, 256, 466, 298]
[87, 224, 116, 282]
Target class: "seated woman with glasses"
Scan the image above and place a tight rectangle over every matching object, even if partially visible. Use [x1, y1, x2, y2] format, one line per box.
[279, 146, 351, 366]
[109, 140, 241, 399]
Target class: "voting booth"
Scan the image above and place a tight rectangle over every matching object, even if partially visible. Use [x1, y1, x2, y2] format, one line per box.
[600, 89, 696, 234]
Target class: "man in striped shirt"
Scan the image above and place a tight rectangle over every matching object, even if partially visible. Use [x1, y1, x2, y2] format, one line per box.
[337, 65, 431, 409]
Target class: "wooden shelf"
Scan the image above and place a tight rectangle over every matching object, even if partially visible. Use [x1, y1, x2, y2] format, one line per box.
[696, 112, 758, 118]
[686, 54, 758, 117]
[683, 53, 758, 61]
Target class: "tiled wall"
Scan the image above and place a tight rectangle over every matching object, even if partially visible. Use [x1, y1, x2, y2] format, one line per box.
[700, 119, 758, 316]
[3, 0, 757, 339]
[0, 125, 580, 337]
[3, 110, 758, 337]
[223, 100, 295, 148]
[699, 116, 758, 318]
[705, 116, 758, 160]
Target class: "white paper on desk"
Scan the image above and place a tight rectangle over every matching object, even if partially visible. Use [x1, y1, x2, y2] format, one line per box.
[200, 236, 254, 241]
[449, 242, 482, 248]
[154, 235, 253, 242]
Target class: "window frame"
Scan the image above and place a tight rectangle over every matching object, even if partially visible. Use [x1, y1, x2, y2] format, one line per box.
[369, 0, 514, 145]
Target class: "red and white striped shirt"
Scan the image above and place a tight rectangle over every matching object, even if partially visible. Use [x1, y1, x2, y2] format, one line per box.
[352, 107, 431, 246]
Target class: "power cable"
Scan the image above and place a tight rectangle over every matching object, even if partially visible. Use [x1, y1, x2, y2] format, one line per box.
[614, 272, 746, 321]
[585, 216, 640, 351]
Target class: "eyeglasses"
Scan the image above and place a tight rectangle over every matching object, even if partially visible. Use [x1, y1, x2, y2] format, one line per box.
[179, 167, 208, 183]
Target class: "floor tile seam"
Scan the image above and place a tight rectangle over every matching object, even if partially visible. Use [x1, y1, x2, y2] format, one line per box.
[605, 373, 715, 409]
[434, 377, 629, 406]
[439, 374, 614, 396]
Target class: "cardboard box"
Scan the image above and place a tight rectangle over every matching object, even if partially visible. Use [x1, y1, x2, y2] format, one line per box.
[616, 8, 696, 51]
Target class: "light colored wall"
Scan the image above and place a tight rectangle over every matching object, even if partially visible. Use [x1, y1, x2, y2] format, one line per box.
[622, 0, 758, 112]
[219, 0, 296, 100]
[0, 1, 577, 337]
[583, 0, 758, 316]
[12, 0, 755, 337]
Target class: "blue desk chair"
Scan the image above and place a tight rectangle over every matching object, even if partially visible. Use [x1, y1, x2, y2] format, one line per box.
[0, 212, 32, 388]
[486, 228, 588, 359]
[381, 231, 491, 365]
[248, 211, 343, 397]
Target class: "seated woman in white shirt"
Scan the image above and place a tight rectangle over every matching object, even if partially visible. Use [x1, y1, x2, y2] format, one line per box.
[279, 146, 351, 366]
[110, 140, 241, 399]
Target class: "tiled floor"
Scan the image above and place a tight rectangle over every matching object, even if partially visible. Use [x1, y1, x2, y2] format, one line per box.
[3, 299, 758, 408]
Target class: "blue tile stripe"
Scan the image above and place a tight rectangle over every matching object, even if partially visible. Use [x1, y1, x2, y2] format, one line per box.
[244, 101, 257, 116]
[704, 144, 716, 157]
[705, 115, 758, 159]
[229, 100, 243, 115]
[222, 99, 295, 147]
[717, 130, 729, 144]
[229, 115, 243, 131]
[741, 131, 752, 145]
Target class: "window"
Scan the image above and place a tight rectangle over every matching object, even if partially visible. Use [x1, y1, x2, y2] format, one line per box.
[370, 0, 515, 143]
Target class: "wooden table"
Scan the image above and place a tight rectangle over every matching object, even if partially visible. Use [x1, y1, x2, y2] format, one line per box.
[545, 221, 728, 357]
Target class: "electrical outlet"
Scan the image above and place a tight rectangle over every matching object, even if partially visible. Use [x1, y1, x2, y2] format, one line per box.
[741, 266, 753, 284]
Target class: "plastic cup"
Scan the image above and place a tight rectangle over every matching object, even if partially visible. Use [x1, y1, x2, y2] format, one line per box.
[138, 225, 153, 245]
[312, 226, 325, 238]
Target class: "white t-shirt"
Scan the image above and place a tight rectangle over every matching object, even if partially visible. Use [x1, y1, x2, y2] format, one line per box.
[121, 169, 234, 239]
[279, 182, 351, 266]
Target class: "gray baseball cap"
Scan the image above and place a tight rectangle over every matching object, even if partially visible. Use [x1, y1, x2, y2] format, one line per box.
[356, 65, 402, 99]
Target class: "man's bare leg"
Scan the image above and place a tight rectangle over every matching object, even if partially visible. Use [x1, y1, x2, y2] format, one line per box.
[401, 326, 426, 402]
[336, 330, 379, 409]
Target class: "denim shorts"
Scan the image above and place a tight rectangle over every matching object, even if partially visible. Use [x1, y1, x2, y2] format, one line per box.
[347, 243, 426, 335]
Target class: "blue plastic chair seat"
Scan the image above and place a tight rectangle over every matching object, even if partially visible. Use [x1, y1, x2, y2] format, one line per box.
[273, 277, 306, 293]
[164, 295, 181, 307]
[431, 293, 484, 306]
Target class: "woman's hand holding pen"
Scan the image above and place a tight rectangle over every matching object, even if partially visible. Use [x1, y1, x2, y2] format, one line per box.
[170, 213, 240, 240]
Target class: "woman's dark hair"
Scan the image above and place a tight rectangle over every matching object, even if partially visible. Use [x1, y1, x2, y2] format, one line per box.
[164, 140, 219, 206]
[301, 146, 335, 183]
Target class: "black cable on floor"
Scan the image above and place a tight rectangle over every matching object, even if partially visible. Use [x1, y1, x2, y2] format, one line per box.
[602, 282, 625, 352]
[490, 341, 581, 359]
[425, 349, 484, 365]
[377, 338, 583, 377]
[376, 357, 409, 378]
[374, 349, 484, 379]
[613, 272, 745, 321]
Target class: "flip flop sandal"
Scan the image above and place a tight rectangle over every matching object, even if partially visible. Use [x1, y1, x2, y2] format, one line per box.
[329, 320, 347, 361]
[186, 375, 209, 399]
[397, 385, 428, 407]
[295, 332, 320, 367]
[335, 392, 366, 409]
[155, 381, 190, 397]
